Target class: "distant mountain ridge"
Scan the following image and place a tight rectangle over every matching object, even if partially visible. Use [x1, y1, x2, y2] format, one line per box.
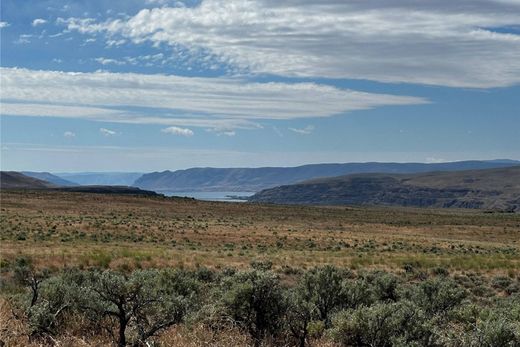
[133, 160, 520, 192]
[0, 171, 57, 189]
[248, 166, 520, 211]
[22, 172, 77, 186]
[1, 171, 158, 196]
[54, 172, 143, 186]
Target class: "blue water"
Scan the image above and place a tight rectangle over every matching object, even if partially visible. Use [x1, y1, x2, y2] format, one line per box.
[162, 191, 255, 202]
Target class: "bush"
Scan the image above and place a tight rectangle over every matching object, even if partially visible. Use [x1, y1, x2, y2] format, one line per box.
[473, 315, 520, 347]
[285, 288, 317, 347]
[81, 269, 196, 346]
[298, 266, 349, 327]
[408, 278, 466, 316]
[369, 271, 401, 302]
[4, 265, 518, 347]
[221, 270, 286, 345]
[26, 269, 86, 337]
[329, 301, 435, 347]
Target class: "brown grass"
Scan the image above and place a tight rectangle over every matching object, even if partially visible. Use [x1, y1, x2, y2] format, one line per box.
[1, 190, 519, 275]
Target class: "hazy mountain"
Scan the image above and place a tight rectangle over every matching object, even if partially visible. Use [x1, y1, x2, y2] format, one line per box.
[0, 171, 56, 189]
[54, 172, 143, 186]
[133, 160, 520, 192]
[22, 171, 77, 186]
[249, 166, 520, 211]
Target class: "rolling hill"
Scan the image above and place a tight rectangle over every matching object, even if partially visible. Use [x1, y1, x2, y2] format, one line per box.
[133, 160, 519, 192]
[0, 171, 56, 189]
[1, 171, 159, 196]
[54, 172, 143, 186]
[248, 166, 520, 211]
[22, 171, 78, 186]
[53, 185, 159, 196]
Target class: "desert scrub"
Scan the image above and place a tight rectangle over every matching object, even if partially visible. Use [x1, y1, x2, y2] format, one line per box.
[2, 261, 519, 347]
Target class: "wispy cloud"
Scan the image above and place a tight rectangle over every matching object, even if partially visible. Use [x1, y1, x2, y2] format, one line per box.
[32, 18, 47, 27]
[14, 34, 32, 45]
[289, 125, 315, 135]
[58, 0, 520, 88]
[63, 131, 76, 138]
[100, 128, 117, 136]
[0, 21, 9, 29]
[1, 67, 426, 130]
[161, 126, 194, 137]
[94, 57, 126, 66]
[207, 127, 236, 136]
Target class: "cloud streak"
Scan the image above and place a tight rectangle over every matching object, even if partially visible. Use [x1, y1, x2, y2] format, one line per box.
[100, 127, 117, 136]
[32, 18, 47, 26]
[161, 126, 194, 136]
[0, 67, 426, 129]
[59, 0, 520, 88]
[289, 125, 315, 135]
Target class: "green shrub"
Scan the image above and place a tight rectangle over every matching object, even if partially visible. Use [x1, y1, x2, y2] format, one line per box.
[369, 271, 401, 302]
[408, 278, 466, 316]
[221, 270, 286, 345]
[329, 301, 435, 347]
[81, 269, 196, 347]
[285, 288, 317, 347]
[26, 269, 86, 337]
[298, 265, 349, 327]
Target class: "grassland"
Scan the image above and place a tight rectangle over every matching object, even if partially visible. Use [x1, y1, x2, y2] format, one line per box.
[1, 190, 519, 275]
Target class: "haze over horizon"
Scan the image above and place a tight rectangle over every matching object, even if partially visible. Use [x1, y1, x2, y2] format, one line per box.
[1, 0, 519, 172]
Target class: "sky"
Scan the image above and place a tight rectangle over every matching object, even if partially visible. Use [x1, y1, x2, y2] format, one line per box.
[1, 0, 519, 172]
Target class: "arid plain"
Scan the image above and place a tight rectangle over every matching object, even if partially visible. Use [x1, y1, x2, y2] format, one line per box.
[1, 190, 518, 275]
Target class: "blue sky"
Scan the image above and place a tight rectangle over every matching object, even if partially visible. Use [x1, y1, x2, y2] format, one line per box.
[1, 0, 519, 172]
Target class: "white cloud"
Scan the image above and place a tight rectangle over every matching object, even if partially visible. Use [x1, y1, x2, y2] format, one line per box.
[0, 21, 9, 29]
[0, 102, 260, 130]
[161, 126, 194, 136]
[219, 130, 235, 136]
[145, 0, 179, 5]
[32, 18, 48, 27]
[100, 128, 117, 136]
[0, 103, 123, 120]
[207, 127, 236, 136]
[0, 67, 425, 129]
[63, 131, 76, 138]
[289, 125, 315, 135]
[14, 34, 32, 45]
[106, 39, 126, 47]
[94, 57, 126, 65]
[58, 0, 520, 88]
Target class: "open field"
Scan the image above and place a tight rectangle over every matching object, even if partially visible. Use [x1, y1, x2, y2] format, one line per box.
[1, 190, 520, 346]
[1, 190, 519, 275]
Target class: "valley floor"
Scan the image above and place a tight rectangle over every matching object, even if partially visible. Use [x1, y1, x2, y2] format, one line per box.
[1, 190, 519, 275]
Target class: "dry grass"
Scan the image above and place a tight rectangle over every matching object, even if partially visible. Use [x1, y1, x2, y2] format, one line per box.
[0, 298, 337, 347]
[1, 190, 519, 275]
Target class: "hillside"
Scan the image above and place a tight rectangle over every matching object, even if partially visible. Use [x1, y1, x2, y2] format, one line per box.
[54, 172, 143, 186]
[0, 171, 56, 189]
[248, 166, 520, 211]
[133, 160, 519, 192]
[22, 171, 78, 186]
[53, 185, 159, 196]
